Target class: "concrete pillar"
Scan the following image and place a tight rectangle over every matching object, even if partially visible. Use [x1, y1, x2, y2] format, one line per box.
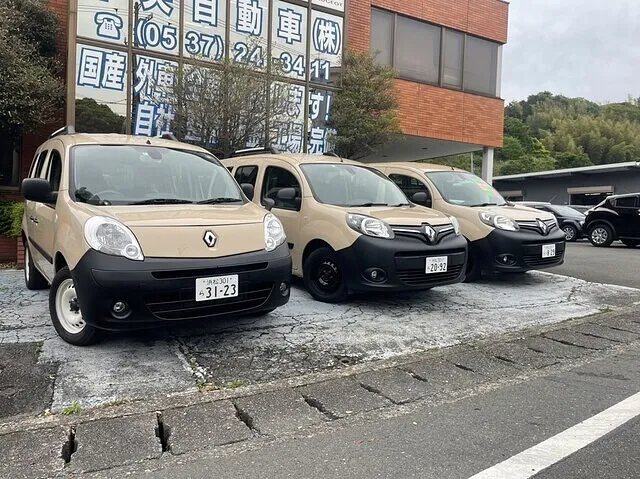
[482, 147, 494, 184]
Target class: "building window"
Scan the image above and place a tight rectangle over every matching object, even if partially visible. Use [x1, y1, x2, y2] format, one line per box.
[370, 8, 501, 98]
[0, 137, 20, 187]
[395, 16, 441, 84]
[370, 8, 393, 66]
[463, 36, 499, 96]
[443, 30, 464, 89]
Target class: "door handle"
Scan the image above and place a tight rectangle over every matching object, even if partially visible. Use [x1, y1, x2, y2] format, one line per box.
[30, 216, 39, 224]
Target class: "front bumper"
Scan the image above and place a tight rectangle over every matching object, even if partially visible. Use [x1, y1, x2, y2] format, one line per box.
[334, 233, 468, 293]
[470, 228, 566, 273]
[70, 244, 292, 330]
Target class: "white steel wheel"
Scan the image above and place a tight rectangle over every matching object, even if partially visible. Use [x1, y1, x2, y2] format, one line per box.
[55, 279, 85, 334]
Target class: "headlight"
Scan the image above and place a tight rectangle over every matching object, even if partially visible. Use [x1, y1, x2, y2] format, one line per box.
[449, 216, 461, 236]
[479, 212, 520, 232]
[84, 216, 144, 261]
[346, 213, 394, 239]
[264, 213, 286, 251]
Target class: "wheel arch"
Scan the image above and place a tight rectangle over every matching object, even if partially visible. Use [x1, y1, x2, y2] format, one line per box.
[54, 252, 68, 273]
[302, 239, 334, 270]
[587, 219, 617, 238]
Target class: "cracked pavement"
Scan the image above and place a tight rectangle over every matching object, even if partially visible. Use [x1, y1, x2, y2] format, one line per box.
[0, 268, 638, 416]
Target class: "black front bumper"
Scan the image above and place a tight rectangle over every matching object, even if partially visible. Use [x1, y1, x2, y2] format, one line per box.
[470, 228, 566, 273]
[334, 233, 468, 293]
[70, 244, 292, 330]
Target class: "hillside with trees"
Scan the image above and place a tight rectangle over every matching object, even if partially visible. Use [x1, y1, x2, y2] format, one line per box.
[496, 92, 640, 175]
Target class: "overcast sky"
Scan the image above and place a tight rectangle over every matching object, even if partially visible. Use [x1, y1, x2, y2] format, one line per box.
[502, 0, 640, 104]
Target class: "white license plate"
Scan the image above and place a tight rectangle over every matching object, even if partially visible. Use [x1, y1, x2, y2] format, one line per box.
[195, 275, 239, 302]
[425, 256, 448, 274]
[542, 244, 556, 258]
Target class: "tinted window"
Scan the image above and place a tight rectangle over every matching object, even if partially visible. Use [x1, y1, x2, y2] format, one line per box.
[389, 174, 431, 200]
[443, 30, 464, 89]
[261, 166, 301, 211]
[33, 151, 49, 178]
[464, 36, 499, 96]
[234, 165, 258, 187]
[48, 150, 63, 191]
[371, 8, 394, 66]
[71, 145, 242, 206]
[616, 196, 638, 208]
[395, 16, 441, 83]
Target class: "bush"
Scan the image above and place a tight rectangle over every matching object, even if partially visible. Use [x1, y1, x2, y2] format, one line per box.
[0, 201, 24, 237]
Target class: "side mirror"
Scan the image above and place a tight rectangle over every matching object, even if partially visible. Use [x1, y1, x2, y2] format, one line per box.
[263, 198, 275, 211]
[240, 183, 254, 201]
[412, 191, 432, 208]
[22, 178, 54, 203]
[276, 187, 296, 201]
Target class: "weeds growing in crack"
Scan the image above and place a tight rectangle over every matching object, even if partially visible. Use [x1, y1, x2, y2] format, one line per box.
[62, 401, 82, 416]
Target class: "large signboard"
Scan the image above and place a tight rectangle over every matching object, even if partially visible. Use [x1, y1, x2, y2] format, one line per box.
[74, 0, 343, 153]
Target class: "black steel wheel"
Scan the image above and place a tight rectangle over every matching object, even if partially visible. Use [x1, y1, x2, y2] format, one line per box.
[303, 247, 348, 303]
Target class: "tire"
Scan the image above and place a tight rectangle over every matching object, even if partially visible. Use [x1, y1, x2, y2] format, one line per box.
[303, 247, 348, 303]
[23, 242, 48, 290]
[621, 239, 639, 248]
[49, 267, 104, 346]
[588, 224, 614, 247]
[562, 224, 578, 242]
[463, 250, 481, 283]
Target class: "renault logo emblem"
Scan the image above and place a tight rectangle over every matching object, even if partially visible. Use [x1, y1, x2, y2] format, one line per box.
[423, 225, 437, 243]
[537, 219, 548, 235]
[203, 231, 217, 247]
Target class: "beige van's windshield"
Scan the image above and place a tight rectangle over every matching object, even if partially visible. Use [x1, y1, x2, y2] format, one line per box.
[426, 171, 507, 207]
[71, 145, 243, 206]
[301, 163, 410, 207]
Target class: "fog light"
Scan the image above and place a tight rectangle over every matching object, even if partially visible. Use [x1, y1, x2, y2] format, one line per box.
[497, 254, 516, 266]
[279, 282, 290, 297]
[363, 268, 387, 283]
[111, 301, 131, 319]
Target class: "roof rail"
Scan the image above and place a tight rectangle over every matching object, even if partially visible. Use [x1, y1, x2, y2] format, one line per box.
[160, 132, 178, 141]
[229, 146, 280, 158]
[322, 151, 340, 158]
[49, 125, 76, 138]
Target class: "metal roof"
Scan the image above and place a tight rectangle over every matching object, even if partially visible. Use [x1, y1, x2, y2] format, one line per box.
[494, 161, 640, 181]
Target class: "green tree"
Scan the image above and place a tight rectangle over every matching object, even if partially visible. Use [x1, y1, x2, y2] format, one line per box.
[497, 135, 526, 162]
[75, 98, 126, 133]
[0, 0, 64, 138]
[329, 50, 401, 159]
[555, 151, 592, 169]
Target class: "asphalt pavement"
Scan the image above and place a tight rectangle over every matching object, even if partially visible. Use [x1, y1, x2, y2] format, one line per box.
[550, 241, 640, 289]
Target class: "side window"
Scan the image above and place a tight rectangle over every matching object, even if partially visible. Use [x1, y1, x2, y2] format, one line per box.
[48, 150, 63, 191]
[226, 166, 234, 172]
[615, 196, 638, 208]
[234, 165, 258, 187]
[32, 151, 49, 178]
[261, 166, 301, 211]
[389, 174, 431, 200]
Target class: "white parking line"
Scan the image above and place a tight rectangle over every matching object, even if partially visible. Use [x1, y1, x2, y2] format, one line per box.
[468, 391, 640, 479]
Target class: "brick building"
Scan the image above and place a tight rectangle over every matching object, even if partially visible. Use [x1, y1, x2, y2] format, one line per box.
[0, 0, 508, 262]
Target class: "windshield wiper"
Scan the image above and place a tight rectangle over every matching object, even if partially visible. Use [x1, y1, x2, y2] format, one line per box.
[196, 197, 243, 204]
[129, 198, 194, 205]
[388, 202, 410, 207]
[350, 202, 390, 207]
[469, 202, 504, 207]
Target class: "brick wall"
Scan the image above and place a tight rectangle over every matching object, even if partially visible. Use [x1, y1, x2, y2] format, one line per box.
[347, 0, 508, 148]
[0, 236, 17, 263]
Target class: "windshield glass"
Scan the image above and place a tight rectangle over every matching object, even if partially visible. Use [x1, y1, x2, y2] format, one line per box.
[70, 145, 243, 206]
[426, 171, 507, 207]
[300, 163, 410, 207]
[549, 205, 585, 217]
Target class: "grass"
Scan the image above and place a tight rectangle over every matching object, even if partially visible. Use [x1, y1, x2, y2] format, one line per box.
[225, 379, 244, 389]
[62, 401, 83, 416]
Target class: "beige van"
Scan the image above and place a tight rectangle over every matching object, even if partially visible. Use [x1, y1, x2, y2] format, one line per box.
[373, 163, 566, 281]
[223, 151, 468, 303]
[21, 128, 291, 346]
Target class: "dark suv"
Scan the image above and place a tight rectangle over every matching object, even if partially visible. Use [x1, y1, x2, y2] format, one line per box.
[517, 202, 585, 242]
[583, 193, 640, 247]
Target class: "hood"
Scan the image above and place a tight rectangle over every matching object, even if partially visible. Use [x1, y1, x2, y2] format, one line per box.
[78, 202, 269, 258]
[475, 204, 556, 222]
[348, 205, 451, 226]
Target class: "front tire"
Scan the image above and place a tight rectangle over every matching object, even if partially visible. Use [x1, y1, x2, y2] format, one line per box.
[24, 242, 48, 290]
[303, 247, 348, 303]
[562, 225, 578, 242]
[588, 224, 614, 247]
[49, 267, 104, 346]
